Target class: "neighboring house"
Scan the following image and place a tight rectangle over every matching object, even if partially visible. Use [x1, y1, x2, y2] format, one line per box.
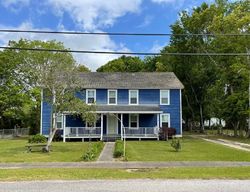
[40, 72, 184, 141]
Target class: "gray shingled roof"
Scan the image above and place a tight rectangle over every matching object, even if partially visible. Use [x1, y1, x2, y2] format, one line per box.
[79, 72, 184, 89]
[96, 105, 162, 113]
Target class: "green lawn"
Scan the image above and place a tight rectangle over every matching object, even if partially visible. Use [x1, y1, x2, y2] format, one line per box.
[125, 138, 250, 161]
[0, 139, 103, 162]
[0, 167, 250, 180]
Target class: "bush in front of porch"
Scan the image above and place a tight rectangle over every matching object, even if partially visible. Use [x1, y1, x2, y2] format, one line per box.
[82, 141, 104, 161]
[113, 140, 124, 158]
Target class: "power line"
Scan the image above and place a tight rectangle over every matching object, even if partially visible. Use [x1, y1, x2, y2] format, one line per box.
[0, 29, 249, 37]
[0, 46, 248, 56]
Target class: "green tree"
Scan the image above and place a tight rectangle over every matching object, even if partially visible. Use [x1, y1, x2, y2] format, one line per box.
[0, 49, 31, 129]
[97, 55, 144, 72]
[156, 0, 249, 136]
[76, 65, 91, 72]
[9, 39, 97, 151]
[208, 0, 250, 136]
[159, 2, 220, 132]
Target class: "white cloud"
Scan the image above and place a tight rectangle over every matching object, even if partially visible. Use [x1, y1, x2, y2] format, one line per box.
[150, 41, 166, 53]
[0, 22, 130, 71]
[151, 0, 179, 4]
[137, 15, 154, 28]
[47, 0, 142, 30]
[151, 0, 185, 8]
[1, 0, 30, 12]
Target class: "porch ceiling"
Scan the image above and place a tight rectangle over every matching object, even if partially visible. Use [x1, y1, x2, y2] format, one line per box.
[96, 105, 163, 114]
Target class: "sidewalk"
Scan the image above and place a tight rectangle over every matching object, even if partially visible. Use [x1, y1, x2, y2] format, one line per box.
[0, 161, 250, 169]
[97, 142, 115, 161]
[190, 135, 250, 152]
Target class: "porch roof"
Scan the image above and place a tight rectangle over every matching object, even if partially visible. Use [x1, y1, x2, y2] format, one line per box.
[96, 105, 163, 114]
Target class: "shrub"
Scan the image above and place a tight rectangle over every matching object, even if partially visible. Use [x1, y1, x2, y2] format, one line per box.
[28, 134, 47, 143]
[171, 137, 181, 152]
[82, 141, 104, 161]
[159, 127, 176, 140]
[113, 140, 124, 158]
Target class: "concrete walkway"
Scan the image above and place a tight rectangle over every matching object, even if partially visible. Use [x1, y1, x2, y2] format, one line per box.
[189, 135, 250, 152]
[0, 161, 250, 169]
[202, 138, 250, 152]
[97, 142, 115, 161]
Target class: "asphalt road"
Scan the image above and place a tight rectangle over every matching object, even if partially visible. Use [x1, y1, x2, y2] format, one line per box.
[1, 179, 250, 192]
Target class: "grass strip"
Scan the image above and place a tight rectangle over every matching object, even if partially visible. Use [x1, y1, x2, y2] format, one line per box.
[0, 167, 250, 181]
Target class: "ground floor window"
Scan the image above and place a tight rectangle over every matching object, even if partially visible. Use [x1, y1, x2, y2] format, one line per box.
[129, 114, 139, 129]
[160, 113, 170, 127]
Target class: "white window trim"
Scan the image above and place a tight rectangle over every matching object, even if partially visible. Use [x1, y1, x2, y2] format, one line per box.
[108, 89, 117, 105]
[55, 113, 63, 130]
[86, 89, 96, 104]
[129, 114, 139, 129]
[129, 90, 139, 105]
[160, 90, 170, 105]
[160, 113, 170, 127]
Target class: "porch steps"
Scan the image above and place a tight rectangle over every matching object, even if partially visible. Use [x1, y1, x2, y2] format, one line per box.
[98, 142, 115, 161]
[102, 135, 121, 142]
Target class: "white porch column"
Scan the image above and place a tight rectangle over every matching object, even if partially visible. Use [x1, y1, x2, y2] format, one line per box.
[100, 114, 103, 141]
[157, 113, 160, 128]
[157, 113, 160, 140]
[63, 114, 66, 142]
[121, 113, 123, 140]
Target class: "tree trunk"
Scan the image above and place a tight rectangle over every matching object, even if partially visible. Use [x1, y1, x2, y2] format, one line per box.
[44, 127, 57, 152]
[44, 87, 56, 152]
[184, 94, 195, 132]
[199, 104, 205, 133]
[247, 129, 250, 138]
[233, 121, 239, 137]
[247, 67, 250, 138]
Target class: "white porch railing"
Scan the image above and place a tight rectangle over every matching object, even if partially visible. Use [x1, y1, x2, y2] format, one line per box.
[64, 126, 159, 138]
[65, 127, 101, 137]
[123, 127, 159, 137]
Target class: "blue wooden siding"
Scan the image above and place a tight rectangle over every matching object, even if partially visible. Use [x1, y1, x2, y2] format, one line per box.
[42, 101, 51, 135]
[96, 89, 107, 104]
[42, 89, 182, 135]
[118, 89, 129, 105]
[139, 90, 159, 105]
[139, 114, 157, 127]
[66, 115, 85, 127]
[160, 89, 181, 134]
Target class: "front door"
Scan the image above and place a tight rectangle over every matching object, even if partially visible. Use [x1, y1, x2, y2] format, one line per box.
[107, 115, 117, 134]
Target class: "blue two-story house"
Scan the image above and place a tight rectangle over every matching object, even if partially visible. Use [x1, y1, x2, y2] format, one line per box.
[41, 72, 184, 141]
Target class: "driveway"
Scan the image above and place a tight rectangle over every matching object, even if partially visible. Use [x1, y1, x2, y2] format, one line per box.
[1, 179, 250, 192]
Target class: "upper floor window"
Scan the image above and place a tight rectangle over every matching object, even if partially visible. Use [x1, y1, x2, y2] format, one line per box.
[129, 90, 138, 105]
[129, 114, 139, 129]
[86, 89, 96, 104]
[108, 90, 117, 105]
[160, 90, 170, 105]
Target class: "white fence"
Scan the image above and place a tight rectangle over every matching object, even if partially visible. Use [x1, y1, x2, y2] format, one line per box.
[0, 128, 29, 138]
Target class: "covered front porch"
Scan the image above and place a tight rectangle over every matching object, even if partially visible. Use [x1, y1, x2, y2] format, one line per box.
[62, 105, 163, 142]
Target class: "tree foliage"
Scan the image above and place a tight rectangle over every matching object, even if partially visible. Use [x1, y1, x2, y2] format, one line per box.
[0, 39, 96, 148]
[97, 55, 144, 72]
[159, 0, 249, 134]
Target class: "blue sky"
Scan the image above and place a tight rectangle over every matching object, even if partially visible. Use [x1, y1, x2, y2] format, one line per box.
[0, 0, 214, 71]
